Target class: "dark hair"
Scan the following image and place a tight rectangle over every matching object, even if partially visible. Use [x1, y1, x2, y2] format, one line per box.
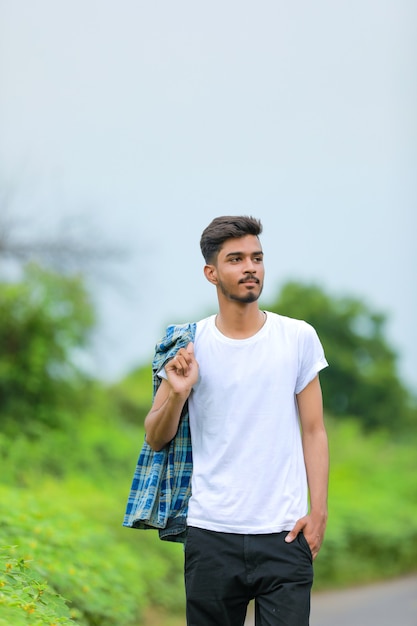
[200, 215, 263, 263]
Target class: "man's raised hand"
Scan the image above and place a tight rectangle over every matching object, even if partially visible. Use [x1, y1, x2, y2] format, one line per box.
[165, 342, 199, 394]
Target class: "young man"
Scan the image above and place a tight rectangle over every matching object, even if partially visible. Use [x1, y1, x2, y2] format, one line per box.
[124, 215, 329, 626]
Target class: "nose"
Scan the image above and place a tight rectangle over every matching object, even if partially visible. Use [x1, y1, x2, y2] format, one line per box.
[244, 258, 256, 273]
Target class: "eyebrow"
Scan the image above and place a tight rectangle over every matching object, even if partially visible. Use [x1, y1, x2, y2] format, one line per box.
[224, 250, 264, 258]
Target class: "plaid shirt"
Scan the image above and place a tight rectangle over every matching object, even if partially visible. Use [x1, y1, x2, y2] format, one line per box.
[123, 323, 196, 543]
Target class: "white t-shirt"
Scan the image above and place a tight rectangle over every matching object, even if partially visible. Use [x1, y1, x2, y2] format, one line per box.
[185, 312, 328, 534]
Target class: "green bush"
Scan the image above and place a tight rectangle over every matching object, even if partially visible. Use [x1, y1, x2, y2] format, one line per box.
[0, 485, 147, 626]
[314, 418, 417, 588]
[1, 420, 416, 624]
[0, 545, 76, 626]
[0, 394, 143, 486]
[109, 364, 152, 425]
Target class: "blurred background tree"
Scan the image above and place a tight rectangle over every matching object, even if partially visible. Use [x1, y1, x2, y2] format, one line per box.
[0, 264, 95, 435]
[269, 282, 415, 432]
[0, 207, 122, 275]
[0, 211, 123, 437]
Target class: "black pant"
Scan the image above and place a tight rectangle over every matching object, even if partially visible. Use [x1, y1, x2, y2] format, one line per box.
[185, 527, 313, 626]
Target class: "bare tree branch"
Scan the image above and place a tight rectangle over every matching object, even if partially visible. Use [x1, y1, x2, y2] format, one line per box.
[0, 211, 127, 278]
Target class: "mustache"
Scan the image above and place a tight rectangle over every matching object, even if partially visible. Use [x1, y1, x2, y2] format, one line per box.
[239, 275, 260, 284]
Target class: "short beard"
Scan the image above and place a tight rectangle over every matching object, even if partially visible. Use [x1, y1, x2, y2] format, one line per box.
[218, 280, 263, 304]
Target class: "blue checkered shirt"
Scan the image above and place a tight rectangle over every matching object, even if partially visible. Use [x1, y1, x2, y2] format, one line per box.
[123, 323, 196, 543]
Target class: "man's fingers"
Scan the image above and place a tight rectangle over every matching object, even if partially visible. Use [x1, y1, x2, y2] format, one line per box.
[174, 353, 188, 371]
[177, 343, 195, 366]
[285, 518, 306, 543]
[168, 345, 195, 376]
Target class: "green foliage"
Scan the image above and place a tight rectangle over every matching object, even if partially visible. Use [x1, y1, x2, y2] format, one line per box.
[109, 364, 152, 425]
[1, 419, 416, 625]
[0, 264, 95, 435]
[314, 418, 417, 587]
[0, 410, 185, 623]
[269, 282, 416, 431]
[0, 378, 144, 485]
[0, 485, 148, 626]
[0, 546, 75, 626]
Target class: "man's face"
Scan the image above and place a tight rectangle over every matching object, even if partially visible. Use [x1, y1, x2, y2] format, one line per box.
[210, 235, 264, 303]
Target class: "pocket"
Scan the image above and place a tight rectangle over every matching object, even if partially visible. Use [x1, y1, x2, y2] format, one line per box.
[298, 533, 313, 562]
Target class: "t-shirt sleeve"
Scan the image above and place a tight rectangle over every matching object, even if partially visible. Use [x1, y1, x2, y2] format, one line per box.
[157, 367, 167, 380]
[295, 322, 328, 394]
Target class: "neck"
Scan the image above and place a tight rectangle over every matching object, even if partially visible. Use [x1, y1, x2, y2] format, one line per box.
[215, 302, 266, 339]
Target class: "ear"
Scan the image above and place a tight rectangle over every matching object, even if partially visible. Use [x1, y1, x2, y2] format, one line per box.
[204, 264, 218, 285]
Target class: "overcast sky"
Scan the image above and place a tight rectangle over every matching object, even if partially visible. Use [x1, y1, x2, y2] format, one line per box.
[1, 1, 416, 390]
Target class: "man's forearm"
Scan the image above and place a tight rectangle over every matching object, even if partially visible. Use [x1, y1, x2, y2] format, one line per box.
[303, 426, 329, 517]
[145, 386, 189, 451]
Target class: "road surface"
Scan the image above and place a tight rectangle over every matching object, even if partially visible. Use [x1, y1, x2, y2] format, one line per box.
[244, 575, 417, 625]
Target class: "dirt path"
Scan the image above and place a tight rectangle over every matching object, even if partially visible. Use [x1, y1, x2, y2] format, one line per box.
[244, 575, 417, 625]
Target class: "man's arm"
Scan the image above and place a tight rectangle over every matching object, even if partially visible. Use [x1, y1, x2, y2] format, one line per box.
[145, 342, 198, 451]
[285, 375, 329, 560]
